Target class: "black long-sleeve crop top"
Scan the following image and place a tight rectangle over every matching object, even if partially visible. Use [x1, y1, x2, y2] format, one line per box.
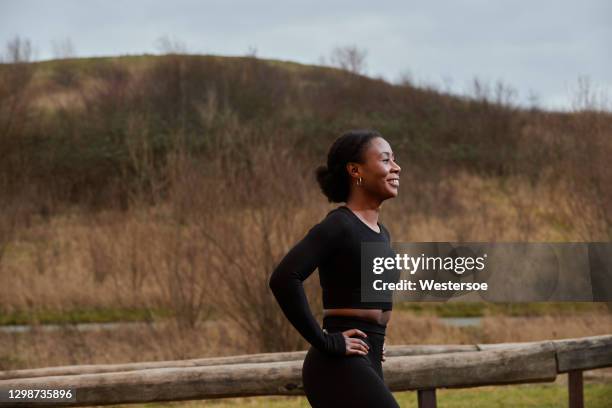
[268, 205, 399, 356]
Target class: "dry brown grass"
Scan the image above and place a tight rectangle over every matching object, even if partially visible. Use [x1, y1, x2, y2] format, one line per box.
[386, 312, 474, 344]
[478, 314, 612, 343]
[0, 167, 598, 312]
[1, 151, 610, 370]
[1, 311, 609, 371]
[0, 319, 242, 370]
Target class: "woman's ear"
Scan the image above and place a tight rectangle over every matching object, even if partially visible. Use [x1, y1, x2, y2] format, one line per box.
[346, 162, 360, 179]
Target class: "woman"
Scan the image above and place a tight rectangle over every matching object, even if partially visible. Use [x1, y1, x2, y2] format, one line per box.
[269, 129, 401, 407]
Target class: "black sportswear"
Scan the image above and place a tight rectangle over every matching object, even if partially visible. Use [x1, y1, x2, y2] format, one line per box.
[268, 206, 399, 356]
[302, 315, 400, 407]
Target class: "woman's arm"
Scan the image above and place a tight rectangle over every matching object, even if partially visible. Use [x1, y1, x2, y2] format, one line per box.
[268, 211, 347, 356]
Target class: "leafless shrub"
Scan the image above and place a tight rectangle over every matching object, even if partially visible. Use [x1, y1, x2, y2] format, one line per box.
[571, 76, 611, 113]
[0, 36, 35, 268]
[329, 45, 368, 75]
[245, 45, 258, 58]
[2, 36, 32, 63]
[550, 79, 612, 240]
[84, 195, 215, 330]
[86, 224, 117, 285]
[131, 142, 222, 330]
[122, 112, 160, 204]
[178, 130, 318, 352]
[467, 77, 518, 109]
[396, 69, 415, 87]
[51, 37, 76, 59]
[50, 38, 79, 87]
[0, 194, 19, 272]
[155, 35, 188, 55]
[0, 36, 35, 185]
[564, 115, 612, 240]
[527, 89, 541, 112]
[503, 177, 540, 241]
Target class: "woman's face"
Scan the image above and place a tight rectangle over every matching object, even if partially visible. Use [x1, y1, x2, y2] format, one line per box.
[349, 137, 401, 200]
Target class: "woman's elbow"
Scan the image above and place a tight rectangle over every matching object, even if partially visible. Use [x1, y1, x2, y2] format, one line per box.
[268, 269, 282, 294]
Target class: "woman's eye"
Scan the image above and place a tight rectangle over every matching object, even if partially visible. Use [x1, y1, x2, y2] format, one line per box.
[383, 159, 389, 163]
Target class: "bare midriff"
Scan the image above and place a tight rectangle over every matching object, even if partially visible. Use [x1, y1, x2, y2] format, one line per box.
[323, 308, 391, 326]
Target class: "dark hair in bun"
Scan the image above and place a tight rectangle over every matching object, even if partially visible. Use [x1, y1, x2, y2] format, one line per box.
[315, 129, 381, 203]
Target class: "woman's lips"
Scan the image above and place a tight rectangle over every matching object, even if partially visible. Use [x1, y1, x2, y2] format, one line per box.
[388, 179, 399, 187]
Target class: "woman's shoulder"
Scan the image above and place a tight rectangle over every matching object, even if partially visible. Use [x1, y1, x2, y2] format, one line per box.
[326, 205, 353, 221]
[316, 206, 352, 232]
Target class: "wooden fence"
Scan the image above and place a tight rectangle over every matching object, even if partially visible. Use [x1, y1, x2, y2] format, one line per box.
[0, 334, 610, 407]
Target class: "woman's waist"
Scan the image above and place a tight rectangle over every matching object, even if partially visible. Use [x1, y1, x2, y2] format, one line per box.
[324, 307, 391, 326]
[322, 313, 388, 336]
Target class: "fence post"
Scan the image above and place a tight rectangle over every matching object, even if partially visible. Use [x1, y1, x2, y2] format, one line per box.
[417, 388, 437, 408]
[568, 370, 583, 408]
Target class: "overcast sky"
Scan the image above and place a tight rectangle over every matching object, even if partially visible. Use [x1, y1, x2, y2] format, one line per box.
[1, 0, 610, 111]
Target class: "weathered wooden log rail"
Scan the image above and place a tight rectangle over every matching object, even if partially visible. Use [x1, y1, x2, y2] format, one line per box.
[0, 334, 609, 408]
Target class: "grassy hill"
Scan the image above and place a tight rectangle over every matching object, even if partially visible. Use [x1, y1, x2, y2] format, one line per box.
[4, 54, 609, 210]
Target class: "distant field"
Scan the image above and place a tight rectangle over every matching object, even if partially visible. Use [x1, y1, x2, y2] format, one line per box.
[107, 383, 612, 407]
[396, 302, 611, 317]
[0, 306, 174, 325]
[0, 303, 608, 325]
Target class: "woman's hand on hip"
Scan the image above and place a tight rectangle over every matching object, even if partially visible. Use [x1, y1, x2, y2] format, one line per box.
[341, 328, 369, 356]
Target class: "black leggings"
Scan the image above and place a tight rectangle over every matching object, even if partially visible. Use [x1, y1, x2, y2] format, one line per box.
[302, 315, 400, 408]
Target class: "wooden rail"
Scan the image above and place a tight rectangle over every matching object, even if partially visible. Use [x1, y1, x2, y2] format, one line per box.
[0, 345, 478, 380]
[0, 335, 610, 407]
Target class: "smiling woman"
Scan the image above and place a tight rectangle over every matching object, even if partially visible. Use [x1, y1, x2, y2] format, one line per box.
[269, 129, 402, 407]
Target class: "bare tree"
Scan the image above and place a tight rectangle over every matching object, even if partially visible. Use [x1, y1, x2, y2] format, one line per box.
[493, 80, 518, 108]
[469, 77, 492, 103]
[329, 45, 367, 75]
[527, 89, 541, 112]
[571, 76, 610, 113]
[50, 37, 79, 86]
[397, 69, 415, 87]
[245, 45, 258, 58]
[51, 37, 76, 59]
[2, 36, 32, 63]
[0, 36, 34, 273]
[0, 36, 34, 176]
[155, 35, 187, 55]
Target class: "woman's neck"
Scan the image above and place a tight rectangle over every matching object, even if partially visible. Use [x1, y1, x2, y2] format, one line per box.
[345, 199, 381, 227]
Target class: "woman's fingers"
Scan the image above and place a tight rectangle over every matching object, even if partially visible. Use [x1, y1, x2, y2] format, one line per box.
[347, 344, 368, 355]
[349, 338, 369, 353]
[343, 328, 368, 339]
[343, 332, 370, 355]
[352, 338, 369, 350]
[340, 328, 373, 356]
